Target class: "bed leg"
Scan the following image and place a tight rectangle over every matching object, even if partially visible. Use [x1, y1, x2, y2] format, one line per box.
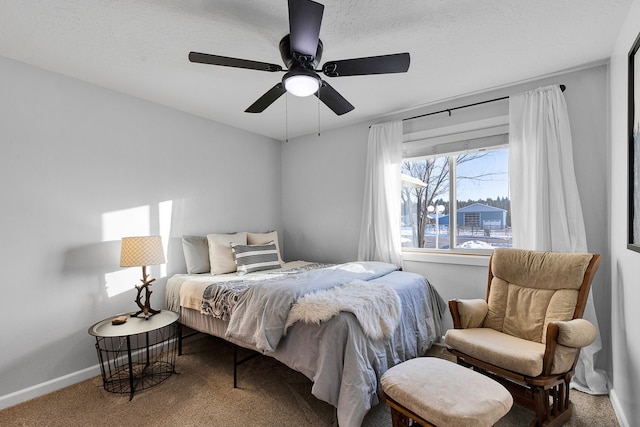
[232, 343, 260, 388]
[233, 345, 238, 388]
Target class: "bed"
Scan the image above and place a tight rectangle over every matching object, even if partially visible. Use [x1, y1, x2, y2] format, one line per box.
[164, 233, 443, 427]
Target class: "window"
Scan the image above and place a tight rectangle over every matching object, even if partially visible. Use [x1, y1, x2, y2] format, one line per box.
[400, 124, 511, 252]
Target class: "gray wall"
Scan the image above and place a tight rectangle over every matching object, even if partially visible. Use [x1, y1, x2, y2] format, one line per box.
[0, 56, 282, 404]
[610, 0, 640, 424]
[282, 64, 612, 392]
[281, 123, 369, 263]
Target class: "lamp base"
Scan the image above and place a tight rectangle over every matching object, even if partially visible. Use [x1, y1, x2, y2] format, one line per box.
[132, 308, 161, 319]
[133, 266, 161, 320]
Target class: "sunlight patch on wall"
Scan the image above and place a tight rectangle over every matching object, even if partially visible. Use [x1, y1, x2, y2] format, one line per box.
[105, 263, 143, 298]
[158, 200, 173, 278]
[101, 202, 172, 298]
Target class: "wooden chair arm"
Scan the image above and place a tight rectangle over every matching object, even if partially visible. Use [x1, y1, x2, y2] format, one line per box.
[542, 319, 597, 376]
[448, 299, 488, 329]
[542, 322, 560, 376]
[449, 300, 462, 329]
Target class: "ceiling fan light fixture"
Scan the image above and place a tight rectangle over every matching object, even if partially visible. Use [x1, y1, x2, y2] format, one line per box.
[283, 69, 320, 97]
[189, 0, 409, 115]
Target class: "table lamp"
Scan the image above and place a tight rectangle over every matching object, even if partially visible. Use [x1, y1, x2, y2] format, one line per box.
[120, 236, 166, 319]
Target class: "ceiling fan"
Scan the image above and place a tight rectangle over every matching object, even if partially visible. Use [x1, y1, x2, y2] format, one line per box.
[188, 0, 410, 116]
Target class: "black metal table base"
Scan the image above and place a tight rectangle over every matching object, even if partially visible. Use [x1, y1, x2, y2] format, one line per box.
[94, 322, 179, 399]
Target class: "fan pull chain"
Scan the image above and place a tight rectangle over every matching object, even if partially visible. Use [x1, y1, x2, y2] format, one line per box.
[317, 85, 321, 137]
[285, 93, 289, 143]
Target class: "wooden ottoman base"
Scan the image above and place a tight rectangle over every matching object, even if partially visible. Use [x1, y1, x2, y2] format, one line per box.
[381, 357, 513, 427]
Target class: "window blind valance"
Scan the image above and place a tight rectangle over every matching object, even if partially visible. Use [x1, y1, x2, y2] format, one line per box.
[403, 133, 508, 159]
[402, 116, 508, 159]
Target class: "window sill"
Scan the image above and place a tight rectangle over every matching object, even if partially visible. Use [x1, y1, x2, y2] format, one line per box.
[402, 250, 490, 267]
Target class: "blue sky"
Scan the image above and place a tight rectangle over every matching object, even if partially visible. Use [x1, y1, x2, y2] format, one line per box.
[456, 148, 509, 201]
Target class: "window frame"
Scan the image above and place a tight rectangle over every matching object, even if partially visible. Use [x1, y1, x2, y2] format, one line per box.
[401, 116, 510, 255]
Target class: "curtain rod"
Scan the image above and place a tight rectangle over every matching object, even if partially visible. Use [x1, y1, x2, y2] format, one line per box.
[401, 84, 566, 123]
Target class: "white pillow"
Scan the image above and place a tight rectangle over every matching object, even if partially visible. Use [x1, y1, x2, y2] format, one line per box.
[247, 230, 283, 263]
[231, 241, 281, 274]
[207, 232, 247, 274]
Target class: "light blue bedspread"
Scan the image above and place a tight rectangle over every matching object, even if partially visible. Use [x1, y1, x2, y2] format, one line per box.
[226, 261, 398, 352]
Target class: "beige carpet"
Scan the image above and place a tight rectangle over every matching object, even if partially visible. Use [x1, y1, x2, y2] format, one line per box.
[0, 335, 618, 426]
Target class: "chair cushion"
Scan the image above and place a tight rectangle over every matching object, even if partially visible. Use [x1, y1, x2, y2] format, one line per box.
[456, 299, 488, 328]
[490, 249, 592, 290]
[445, 328, 545, 377]
[381, 357, 512, 427]
[484, 249, 592, 343]
[484, 280, 579, 343]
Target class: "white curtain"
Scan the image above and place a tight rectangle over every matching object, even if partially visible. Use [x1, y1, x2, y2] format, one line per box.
[357, 121, 403, 267]
[509, 85, 608, 394]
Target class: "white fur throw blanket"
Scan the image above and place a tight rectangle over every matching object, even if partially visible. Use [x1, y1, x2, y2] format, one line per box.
[284, 280, 402, 340]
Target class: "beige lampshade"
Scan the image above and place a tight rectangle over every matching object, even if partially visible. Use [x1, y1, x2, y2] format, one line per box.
[120, 236, 166, 267]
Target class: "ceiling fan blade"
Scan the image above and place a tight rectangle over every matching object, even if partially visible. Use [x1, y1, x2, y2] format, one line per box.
[315, 81, 354, 116]
[245, 83, 287, 113]
[288, 0, 324, 58]
[189, 52, 282, 72]
[322, 53, 410, 77]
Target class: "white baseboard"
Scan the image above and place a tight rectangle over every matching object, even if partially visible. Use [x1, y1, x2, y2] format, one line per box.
[609, 388, 630, 427]
[0, 365, 100, 411]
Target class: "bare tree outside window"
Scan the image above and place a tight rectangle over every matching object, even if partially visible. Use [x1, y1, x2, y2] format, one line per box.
[401, 156, 449, 248]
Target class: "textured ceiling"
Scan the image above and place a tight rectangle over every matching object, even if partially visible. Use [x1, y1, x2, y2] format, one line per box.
[0, 0, 633, 140]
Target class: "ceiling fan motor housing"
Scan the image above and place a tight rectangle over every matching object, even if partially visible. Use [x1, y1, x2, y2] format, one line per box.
[279, 35, 323, 70]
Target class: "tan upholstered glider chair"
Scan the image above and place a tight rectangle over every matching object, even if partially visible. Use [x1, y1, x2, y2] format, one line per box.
[445, 248, 601, 427]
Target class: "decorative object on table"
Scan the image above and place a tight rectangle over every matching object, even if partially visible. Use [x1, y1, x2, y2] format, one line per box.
[111, 315, 128, 325]
[120, 236, 166, 319]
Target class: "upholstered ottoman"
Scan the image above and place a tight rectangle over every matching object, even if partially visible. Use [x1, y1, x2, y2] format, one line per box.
[381, 357, 513, 427]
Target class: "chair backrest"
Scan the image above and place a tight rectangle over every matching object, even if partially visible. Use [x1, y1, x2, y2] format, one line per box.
[483, 248, 601, 344]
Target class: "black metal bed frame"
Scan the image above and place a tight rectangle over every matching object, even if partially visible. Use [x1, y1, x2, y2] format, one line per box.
[178, 326, 259, 388]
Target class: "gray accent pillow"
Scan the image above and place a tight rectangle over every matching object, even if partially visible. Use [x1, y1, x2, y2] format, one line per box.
[247, 230, 284, 263]
[182, 235, 210, 274]
[231, 241, 281, 274]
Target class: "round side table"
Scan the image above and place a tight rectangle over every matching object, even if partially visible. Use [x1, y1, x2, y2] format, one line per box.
[88, 310, 179, 400]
